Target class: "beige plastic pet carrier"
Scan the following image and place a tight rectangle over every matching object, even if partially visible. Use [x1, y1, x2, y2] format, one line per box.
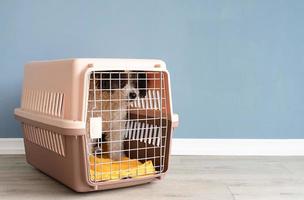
[14, 59, 179, 192]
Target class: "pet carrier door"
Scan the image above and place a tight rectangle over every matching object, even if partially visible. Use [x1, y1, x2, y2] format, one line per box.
[86, 70, 171, 182]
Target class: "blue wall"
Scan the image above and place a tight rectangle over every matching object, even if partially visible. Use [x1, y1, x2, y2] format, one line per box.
[1, 0, 304, 138]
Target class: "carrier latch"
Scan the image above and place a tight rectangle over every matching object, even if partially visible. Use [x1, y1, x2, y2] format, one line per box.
[172, 113, 179, 128]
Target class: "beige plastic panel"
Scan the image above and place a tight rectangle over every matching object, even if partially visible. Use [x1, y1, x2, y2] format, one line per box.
[21, 89, 64, 118]
[23, 123, 66, 156]
[22, 59, 167, 123]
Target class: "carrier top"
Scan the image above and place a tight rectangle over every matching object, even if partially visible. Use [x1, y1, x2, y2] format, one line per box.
[26, 58, 167, 71]
[18, 58, 171, 126]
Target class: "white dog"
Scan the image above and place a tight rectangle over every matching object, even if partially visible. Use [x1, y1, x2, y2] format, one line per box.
[87, 71, 147, 161]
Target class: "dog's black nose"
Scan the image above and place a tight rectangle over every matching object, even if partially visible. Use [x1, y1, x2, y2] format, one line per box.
[129, 92, 137, 99]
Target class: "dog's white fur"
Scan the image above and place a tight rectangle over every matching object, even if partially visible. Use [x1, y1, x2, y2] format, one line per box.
[87, 74, 139, 161]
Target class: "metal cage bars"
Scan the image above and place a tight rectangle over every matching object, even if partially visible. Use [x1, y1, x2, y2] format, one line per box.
[86, 71, 168, 182]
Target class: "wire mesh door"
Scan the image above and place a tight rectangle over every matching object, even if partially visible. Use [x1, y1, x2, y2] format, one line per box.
[86, 70, 169, 182]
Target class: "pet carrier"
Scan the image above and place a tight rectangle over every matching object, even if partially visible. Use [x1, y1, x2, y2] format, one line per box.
[14, 58, 179, 192]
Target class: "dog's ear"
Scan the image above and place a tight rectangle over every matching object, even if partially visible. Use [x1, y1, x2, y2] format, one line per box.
[101, 71, 124, 91]
[138, 72, 147, 98]
[120, 73, 128, 88]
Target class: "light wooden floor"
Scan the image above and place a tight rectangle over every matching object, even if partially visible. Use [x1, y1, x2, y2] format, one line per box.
[1, 155, 304, 200]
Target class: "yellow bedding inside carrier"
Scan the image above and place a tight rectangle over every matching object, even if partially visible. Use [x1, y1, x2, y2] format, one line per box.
[89, 155, 155, 181]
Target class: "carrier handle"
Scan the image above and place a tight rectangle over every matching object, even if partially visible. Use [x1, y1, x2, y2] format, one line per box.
[172, 113, 179, 128]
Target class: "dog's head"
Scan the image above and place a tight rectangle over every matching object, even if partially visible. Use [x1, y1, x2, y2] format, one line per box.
[92, 71, 147, 102]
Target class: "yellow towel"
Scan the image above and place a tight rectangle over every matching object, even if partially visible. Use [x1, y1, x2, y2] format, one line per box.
[89, 155, 155, 181]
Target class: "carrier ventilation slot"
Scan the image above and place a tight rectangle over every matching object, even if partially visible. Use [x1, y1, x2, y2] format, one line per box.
[21, 88, 64, 118]
[23, 124, 66, 156]
[130, 90, 161, 110]
[125, 121, 161, 147]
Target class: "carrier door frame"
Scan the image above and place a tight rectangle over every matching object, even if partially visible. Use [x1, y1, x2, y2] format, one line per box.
[81, 64, 174, 186]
